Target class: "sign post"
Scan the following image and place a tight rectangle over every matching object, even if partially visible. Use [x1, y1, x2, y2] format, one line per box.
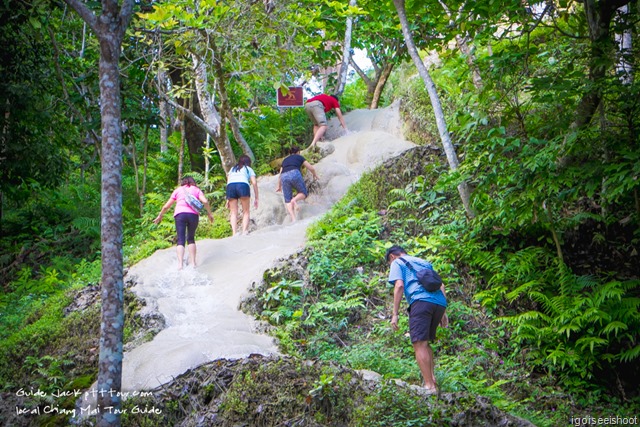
[276, 86, 304, 155]
[276, 86, 304, 107]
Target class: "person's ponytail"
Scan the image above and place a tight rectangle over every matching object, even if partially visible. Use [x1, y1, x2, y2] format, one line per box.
[233, 155, 252, 172]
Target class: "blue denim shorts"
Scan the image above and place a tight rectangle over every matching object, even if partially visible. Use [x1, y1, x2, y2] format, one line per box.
[226, 182, 251, 199]
[281, 169, 307, 203]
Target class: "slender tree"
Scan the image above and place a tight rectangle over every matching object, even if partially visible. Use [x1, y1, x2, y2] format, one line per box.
[570, 0, 632, 129]
[393, 0, 474, 218]
[61, 0, 133, 425]
[335, 0, 358, 96]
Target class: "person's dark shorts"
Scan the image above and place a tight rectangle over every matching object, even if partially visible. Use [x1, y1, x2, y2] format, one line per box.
[226, 182, 251, 199]
[408, 300, 446, 343]
[281, 169, 307, 203]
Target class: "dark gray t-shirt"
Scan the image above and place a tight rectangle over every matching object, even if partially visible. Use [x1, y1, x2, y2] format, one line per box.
[281, 154, 305, 173]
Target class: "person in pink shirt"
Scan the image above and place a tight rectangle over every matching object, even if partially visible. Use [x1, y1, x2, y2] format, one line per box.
[304, 93, 348, 148]
[153, 176, 214, 269]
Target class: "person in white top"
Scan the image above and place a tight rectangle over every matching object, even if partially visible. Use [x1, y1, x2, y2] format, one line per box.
[225, 155, 259, 235]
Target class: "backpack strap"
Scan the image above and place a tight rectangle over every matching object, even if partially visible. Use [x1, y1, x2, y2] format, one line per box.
[397, 257, 418, 273]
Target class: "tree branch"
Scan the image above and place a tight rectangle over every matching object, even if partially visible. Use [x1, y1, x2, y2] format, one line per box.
[63, 0, 98, 33]
[160, 92, 218, 138]
[118, 0, 135, 39]
[349, 57, 371, 86]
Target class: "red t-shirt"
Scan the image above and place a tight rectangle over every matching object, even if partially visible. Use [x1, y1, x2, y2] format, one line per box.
[307, 94, 340, 113]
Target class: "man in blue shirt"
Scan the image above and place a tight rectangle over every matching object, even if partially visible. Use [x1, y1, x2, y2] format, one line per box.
[386, 245, 449, 394]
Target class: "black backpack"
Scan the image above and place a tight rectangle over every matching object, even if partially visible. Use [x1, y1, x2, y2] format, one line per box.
[398, 257, 442, 292]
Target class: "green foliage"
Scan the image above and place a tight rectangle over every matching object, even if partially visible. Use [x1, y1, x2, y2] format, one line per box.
[0, 259, 100, 341]
[240, 106, 310, 171]
[389, 63, 440, 146]
[0, 292, 72, 390]
[216, 359, 358, 425]
[388, 172, 458, 236]
[340, 76, 369, 110]
[307, 204, 382, 271]
[23, 355, 74, 393]
[259, 278, 304, 324]
[352, 382, 437, 427]
[496, 265, 640, 386]
[0, 257, 101, 388]
[0, 15, 74, 199]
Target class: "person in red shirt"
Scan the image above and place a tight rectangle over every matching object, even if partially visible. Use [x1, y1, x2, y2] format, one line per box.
[304, 93, 348, 148]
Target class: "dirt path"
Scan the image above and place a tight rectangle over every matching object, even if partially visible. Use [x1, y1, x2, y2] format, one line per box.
[122, 102, 415, 391]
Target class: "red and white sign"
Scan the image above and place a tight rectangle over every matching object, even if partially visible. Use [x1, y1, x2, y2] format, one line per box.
[277, 86, 304, 107]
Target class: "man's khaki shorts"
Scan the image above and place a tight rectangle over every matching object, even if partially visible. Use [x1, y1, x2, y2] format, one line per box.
[305, 100, 327, 126]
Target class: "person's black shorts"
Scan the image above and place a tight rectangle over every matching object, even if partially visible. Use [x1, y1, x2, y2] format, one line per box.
[226, 182, 251, 199]
[408, 300, 446, 343]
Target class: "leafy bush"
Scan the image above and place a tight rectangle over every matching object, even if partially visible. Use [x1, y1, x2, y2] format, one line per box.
[352, 382, 440, 427]
[240, 106, 310, 172]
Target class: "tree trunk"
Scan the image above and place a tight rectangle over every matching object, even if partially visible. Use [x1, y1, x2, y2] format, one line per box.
[95, 17, 126, 427]
[156, 36, 170, 153]
[209, 38, 255, 162]
[158, 69, 171, 153]
[558, 0, 631, 167]
[62, 1, 133, 425]
[191, 53, 236, 172]
[204, 133, 211, 185]
[393, 0, 474, 218]
[166, 67, 207, 170]
[335, 0, 357, 96]
[370, 62, 394, 109]
[185, 100, 207, 172]
[227, 111, 255, 162]
[349, 57, 376, 106]
[1, 101, 8, 230]
[178, 111, 185, 183]
[571, 0, 629, 129]
[137, 118, 150, 216]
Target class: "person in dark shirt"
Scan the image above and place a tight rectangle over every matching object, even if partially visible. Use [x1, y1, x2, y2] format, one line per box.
[276, 146, 319, 222]
[304, 93, 348, 148]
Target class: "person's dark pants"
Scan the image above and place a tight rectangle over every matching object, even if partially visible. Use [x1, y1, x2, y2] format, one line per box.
[175, 213, 199, 246]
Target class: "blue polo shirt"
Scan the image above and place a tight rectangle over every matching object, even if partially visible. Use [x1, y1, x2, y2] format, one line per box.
[388, 255, 447, 308]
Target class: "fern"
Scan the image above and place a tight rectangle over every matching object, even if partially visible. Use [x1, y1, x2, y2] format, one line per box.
[601, 321, 629, 337]
[71, 216, 101, 239]
[618, 345, 640, 363]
